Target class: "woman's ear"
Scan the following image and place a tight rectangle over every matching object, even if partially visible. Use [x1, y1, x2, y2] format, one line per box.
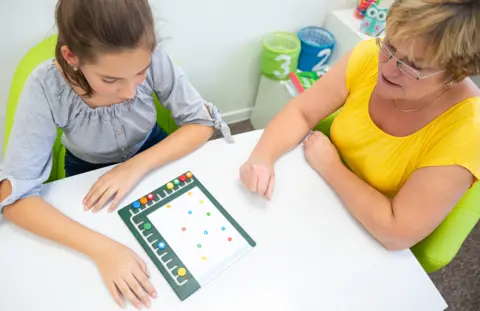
[60, 45, 80, 69]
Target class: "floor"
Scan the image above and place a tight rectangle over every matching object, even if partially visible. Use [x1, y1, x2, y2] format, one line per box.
[216, 120, 480, 310]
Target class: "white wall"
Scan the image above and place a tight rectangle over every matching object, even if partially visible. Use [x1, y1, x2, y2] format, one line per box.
[0, 0, 354, 162]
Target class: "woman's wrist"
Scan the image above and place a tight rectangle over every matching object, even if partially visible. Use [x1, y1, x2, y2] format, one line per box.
[250, 147, 276, 165]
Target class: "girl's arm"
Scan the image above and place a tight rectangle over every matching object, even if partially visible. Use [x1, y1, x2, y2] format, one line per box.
[135, 123, 214, 171]
[1, 73, 155, 309]
[249, 51, 352, 164]
[2, 181, 112, 256]
[1, 180, 157, 309]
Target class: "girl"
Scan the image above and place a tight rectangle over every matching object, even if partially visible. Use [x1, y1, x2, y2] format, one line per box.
[0, 0, 232, 309]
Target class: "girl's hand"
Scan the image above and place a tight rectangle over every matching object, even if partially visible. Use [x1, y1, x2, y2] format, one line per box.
[83, 157, 147, 213]
[303, 131, 342, 177]
[92, 241, 157, 309]
[239, 155, 275, 200]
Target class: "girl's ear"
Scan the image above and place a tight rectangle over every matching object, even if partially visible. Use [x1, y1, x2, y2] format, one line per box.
[60, 45, 80, 69]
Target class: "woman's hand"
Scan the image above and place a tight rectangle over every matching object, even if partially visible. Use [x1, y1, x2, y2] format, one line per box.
[239, 155, 276, 200]
[303, 131, 342, 177]
[83, 157, 147, 213]
[91, 241, 157, 309]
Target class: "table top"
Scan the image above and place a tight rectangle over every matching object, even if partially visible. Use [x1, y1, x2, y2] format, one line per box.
[0, 130, 447, 311]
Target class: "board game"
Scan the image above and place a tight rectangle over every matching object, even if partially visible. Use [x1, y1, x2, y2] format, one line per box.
[118, 171, 256, 301]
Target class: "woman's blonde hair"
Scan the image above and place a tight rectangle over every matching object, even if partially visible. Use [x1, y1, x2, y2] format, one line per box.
[386, 0, 479, 82]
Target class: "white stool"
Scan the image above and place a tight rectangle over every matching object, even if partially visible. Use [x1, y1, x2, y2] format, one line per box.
[249, 8, 371, 130]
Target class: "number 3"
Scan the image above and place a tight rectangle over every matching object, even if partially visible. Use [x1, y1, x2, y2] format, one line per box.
[274, 54, 291, 78]
[312, 49, 332, 72]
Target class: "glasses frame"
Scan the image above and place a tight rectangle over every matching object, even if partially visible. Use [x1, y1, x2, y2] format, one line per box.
[375, 35, 445, 81]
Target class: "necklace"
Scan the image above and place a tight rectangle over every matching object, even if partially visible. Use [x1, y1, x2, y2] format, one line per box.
[393, 88, 451, 113]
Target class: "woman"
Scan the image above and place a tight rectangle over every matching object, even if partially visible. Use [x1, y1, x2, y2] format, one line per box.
[240, 0, 480, 250]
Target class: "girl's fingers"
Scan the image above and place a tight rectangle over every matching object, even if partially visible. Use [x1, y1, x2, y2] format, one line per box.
[84, 182, 109, 210]
[133, 265, 156, 299]
[124, 274, 151, 309]
[107, 189, 126, 213]
[108, 281, 126, 309]
[132, 252, 149, 277]
[92, 187, 117, 213]
[116, 279, 144, 310]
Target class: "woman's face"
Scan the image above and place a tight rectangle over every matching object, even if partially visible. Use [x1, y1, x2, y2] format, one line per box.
[375, 37, 449, 101]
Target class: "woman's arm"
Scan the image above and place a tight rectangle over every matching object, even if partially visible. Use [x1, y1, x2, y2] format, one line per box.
[250, 51, 352, 163]
[324, 164, 472, 250]
[303, 133, 474, 250]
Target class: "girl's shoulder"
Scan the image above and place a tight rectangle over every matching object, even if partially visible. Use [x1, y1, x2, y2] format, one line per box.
[147, 45, 185, 85]
[28, 59, 70, 94]
[20, 59, 80, 127]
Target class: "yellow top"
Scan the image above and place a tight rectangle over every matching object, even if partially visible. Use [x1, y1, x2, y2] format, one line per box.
[330, 39, 480, 197]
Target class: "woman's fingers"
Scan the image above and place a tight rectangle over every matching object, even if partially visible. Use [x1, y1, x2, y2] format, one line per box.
[247, 167, 259, 193]
[256, 168, 270, 197]
[265, 173, 276, 200]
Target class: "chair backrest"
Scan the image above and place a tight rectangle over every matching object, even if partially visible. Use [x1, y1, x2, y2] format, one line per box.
[410, 181, 480, 272]
[4, 34, 179, 182]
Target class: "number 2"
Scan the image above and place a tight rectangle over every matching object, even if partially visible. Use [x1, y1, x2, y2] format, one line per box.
[274, 54, 291, 78]
[312, 49, 332, 72]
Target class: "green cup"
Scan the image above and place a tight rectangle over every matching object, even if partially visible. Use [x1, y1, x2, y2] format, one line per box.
[261, 32, 301, 80]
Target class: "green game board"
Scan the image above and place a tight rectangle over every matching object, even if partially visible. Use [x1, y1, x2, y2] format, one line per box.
[118, 171, 256, 301]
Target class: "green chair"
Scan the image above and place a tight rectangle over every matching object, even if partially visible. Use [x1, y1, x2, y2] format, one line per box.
[4, 34, 179, 182]
[313, 113, 480, 273]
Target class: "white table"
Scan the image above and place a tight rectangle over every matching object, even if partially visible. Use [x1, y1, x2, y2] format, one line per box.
[0, 130, 447, 311]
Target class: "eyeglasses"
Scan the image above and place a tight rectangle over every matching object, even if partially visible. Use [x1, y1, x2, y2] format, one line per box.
[375, 37, 445, 80]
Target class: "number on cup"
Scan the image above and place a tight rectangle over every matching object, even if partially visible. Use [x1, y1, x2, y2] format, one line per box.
[273, 54, 292, 79]
[312, 49, 332, 72]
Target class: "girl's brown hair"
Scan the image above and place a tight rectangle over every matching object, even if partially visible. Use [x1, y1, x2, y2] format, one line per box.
[386, 0, 480, 82]
[55, 0, 157, 97]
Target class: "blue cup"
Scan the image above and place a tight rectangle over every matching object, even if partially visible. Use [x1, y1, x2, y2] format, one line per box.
[297, 26, 335, 72]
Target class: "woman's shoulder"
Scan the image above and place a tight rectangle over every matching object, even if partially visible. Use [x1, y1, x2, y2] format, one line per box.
[433, 95, 480, 140]
[420, 96, 480, 180]
[440, 80, 480, 125]
[346, 39, 379, 91]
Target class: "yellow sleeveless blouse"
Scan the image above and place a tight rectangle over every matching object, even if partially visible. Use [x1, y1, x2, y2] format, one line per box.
[330, 39, 480, 197]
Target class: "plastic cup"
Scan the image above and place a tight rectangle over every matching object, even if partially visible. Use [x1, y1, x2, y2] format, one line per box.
[297, 26, 335, 72]
[261, 32, 301, 80]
